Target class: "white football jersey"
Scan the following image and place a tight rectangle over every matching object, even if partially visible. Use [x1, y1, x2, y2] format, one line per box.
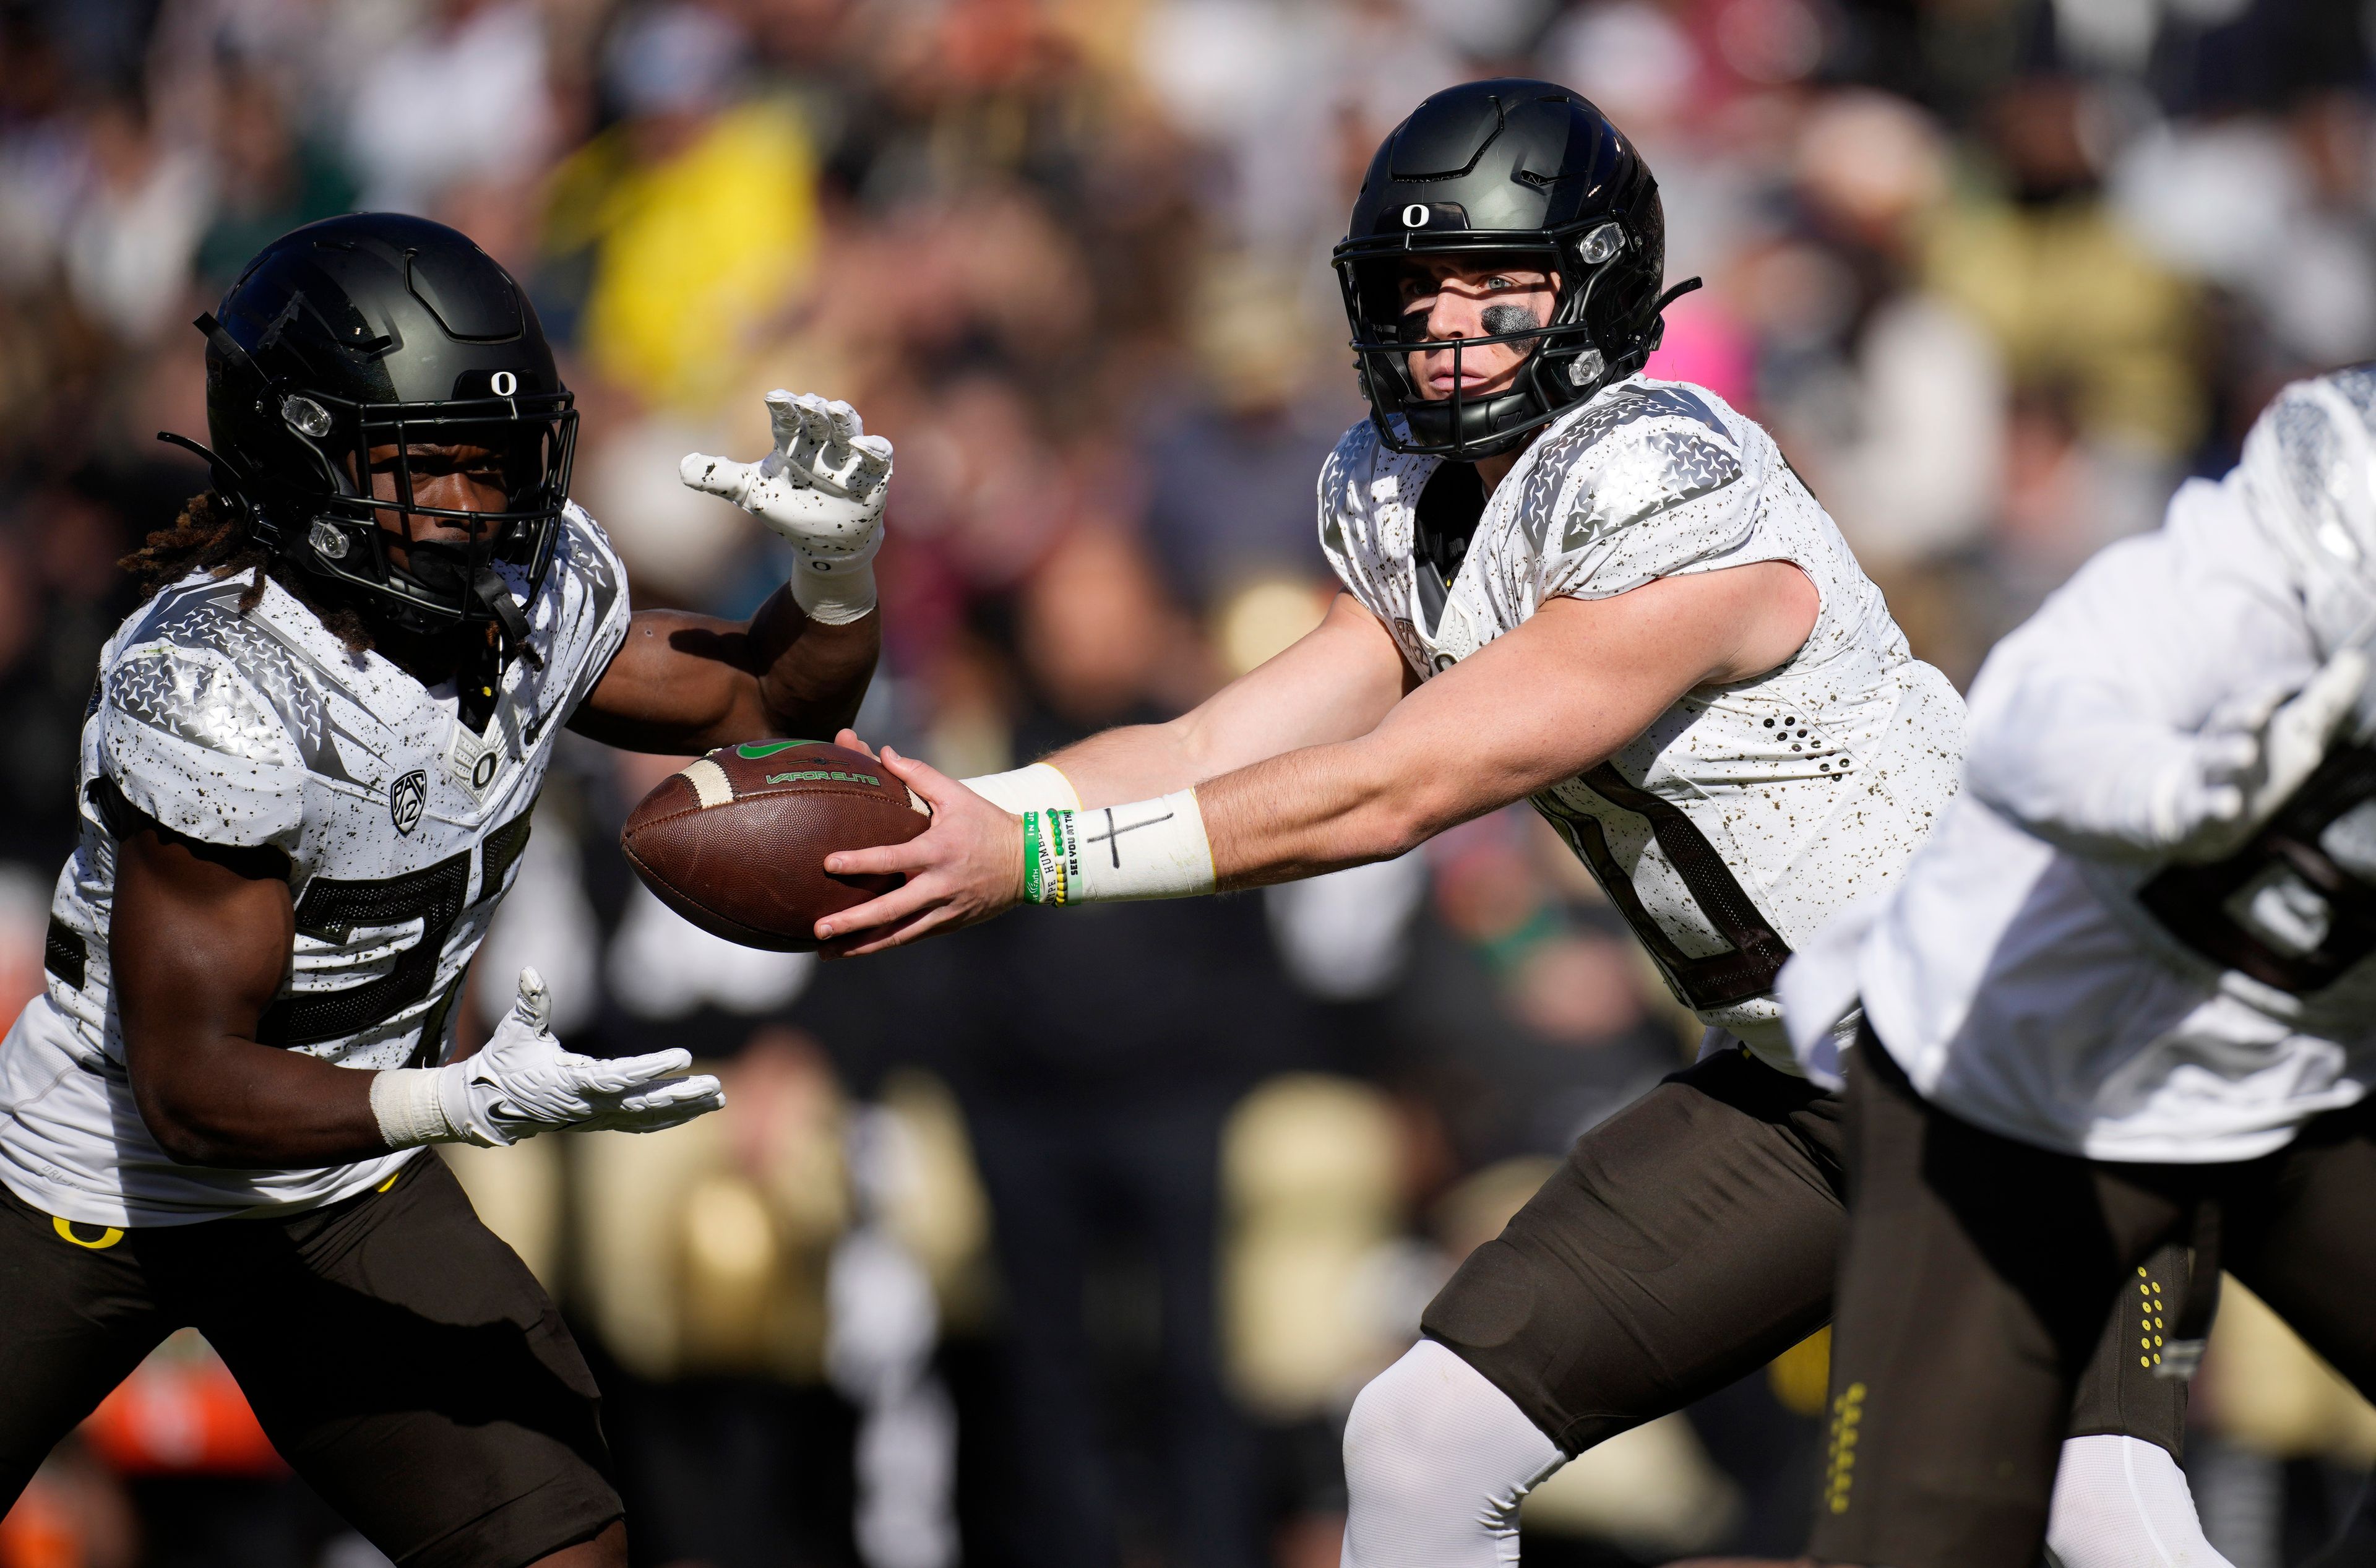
[0, 504, 631, 1226]
[1319, 376, 1963, 1068]
[1796, 469, 2376, 1162]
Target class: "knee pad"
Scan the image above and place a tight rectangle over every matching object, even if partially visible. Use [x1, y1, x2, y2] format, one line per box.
[1341, 1340, 1563, 1568]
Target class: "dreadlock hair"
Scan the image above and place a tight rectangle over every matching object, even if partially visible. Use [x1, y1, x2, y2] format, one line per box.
[122, 491, 377, 653]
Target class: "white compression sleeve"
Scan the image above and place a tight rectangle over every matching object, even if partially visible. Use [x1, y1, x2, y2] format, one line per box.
[2046, 1434, 2234, 1568]
[1340, 1340, 1565, 1568]
[961, 762, 1080, 815]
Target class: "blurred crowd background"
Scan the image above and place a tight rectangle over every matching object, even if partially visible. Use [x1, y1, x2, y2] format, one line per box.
[2, 0, 2374, 1565]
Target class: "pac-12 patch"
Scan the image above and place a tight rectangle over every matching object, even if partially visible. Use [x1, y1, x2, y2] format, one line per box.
[390, 770, 428, 835]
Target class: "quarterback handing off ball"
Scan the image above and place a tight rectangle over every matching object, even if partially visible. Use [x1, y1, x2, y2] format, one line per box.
[622, 741, 929, 950]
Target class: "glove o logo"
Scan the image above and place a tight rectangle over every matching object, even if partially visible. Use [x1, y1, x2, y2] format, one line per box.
[390, 770, 428, 836]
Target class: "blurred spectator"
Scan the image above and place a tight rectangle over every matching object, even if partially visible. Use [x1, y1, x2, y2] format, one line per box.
[1138, 261, 1345, 614]
[1927, 74, 2204, 466]
[544, 2, 819, 410]
[1766, 90, 2006, 571]
[62, 92, 213, 343]
[192, 64, 355, 290]
[340, 0, 553, 214]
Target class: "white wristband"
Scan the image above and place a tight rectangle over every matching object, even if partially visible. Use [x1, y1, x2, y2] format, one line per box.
[1022, 789, 1216, 904]
[789, 540, 880, 626]
[371, 1067, 459, 1149]
[963, 762, 1082, 816]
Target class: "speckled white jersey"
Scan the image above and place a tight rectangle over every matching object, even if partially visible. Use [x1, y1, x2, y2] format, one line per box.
[0, 503, 631, 1226]
[1319, 376, 1963, 1067]
[1793, 467, 2376, 1161]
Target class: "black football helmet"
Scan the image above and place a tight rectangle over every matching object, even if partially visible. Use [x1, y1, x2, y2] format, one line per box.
[1333, 80, 1692, 460]
[161, 212, 577, 645]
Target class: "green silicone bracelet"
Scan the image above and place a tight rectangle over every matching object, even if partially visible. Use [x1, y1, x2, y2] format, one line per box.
[1023, 810, 1046, 904]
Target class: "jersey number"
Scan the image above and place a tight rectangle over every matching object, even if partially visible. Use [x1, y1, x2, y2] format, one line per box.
[254, 809, 535, 1054]
[1533, 767, 1793, 1011]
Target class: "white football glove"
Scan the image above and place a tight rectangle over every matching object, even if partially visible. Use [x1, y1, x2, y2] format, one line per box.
[681, 390, 893, 625]
[2147, 647, 2369, 863]
[370, 968, 725, 1150]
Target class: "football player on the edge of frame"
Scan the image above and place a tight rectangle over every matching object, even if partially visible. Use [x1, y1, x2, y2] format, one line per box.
[802, 79, 2242, 1568]
[1776, 368, 2376, 1567]
[0, 213, 887, 1568]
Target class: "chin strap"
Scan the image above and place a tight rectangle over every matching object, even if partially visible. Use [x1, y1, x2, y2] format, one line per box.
[471, 566, 541, 671]
[155, 431, 265, 529]
[1636, 277, 1705, 364]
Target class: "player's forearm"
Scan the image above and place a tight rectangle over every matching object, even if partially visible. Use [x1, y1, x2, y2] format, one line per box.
[1018, 592, 1415, 811]
[1038, 719, 1210, 808]
[573, 598, 879, 752]
[1198, 733, 1474, 889]
[1037, 710, 1359, 814]
[1963, 634, 2228, 858]
[750, 589, 879, 737]
[131, 1041, 390, 1168]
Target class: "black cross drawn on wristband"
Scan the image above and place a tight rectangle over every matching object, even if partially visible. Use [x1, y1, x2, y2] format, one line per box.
[1083, 806, 1176, 868]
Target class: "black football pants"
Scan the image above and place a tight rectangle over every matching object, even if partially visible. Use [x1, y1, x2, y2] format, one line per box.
[1813, 1028, 2376, 1568]
[1421, 1047, 2188, 1463]
[0, 1154, 621, 1568]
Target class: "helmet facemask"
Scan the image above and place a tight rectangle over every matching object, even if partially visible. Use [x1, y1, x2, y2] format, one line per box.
[1336, 219, 1655, 461]
[269, 381, 576, 650]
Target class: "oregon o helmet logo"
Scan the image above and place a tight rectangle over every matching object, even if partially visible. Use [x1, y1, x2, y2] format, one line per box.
[490, 370, 518, 396]
[1402, 204, 1430, 228]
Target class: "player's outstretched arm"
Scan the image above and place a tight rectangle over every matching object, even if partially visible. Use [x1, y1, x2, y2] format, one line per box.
[569, 392, 890, 754]
[799, 592, 1413, 952]
[114, 816, 722, 1168]
[813, 561, 1815, 954]
[1195, 561, 1816, 887]
[1029, 592, 1416, 808]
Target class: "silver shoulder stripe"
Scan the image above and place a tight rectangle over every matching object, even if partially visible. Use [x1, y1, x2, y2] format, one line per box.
[110, 648, 298, 764]
[1522, 386, 1742, 551]
[1562, 429, 1744, 551]
[135, 582, 329, 757]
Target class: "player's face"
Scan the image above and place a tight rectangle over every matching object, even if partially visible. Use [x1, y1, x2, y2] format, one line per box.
[361, 441, 509, 569]
[1396, 257, 1562, 402]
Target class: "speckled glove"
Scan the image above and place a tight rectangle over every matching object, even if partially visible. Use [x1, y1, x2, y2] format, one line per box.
[680, 391, 893, 625]
[370, 968, 723, 1149]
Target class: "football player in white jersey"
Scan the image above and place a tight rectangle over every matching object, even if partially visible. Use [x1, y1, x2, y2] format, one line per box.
[0, 214, 890, 1568]
[788, 82, 2230, 1568]
[1780, 369, 2376, 1567]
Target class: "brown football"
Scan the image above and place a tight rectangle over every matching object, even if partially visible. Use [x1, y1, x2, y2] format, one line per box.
[620, 740, 930, 952]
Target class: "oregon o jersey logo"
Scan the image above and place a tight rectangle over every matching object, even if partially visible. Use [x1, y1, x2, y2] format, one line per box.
[390, 770, 428, 835]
